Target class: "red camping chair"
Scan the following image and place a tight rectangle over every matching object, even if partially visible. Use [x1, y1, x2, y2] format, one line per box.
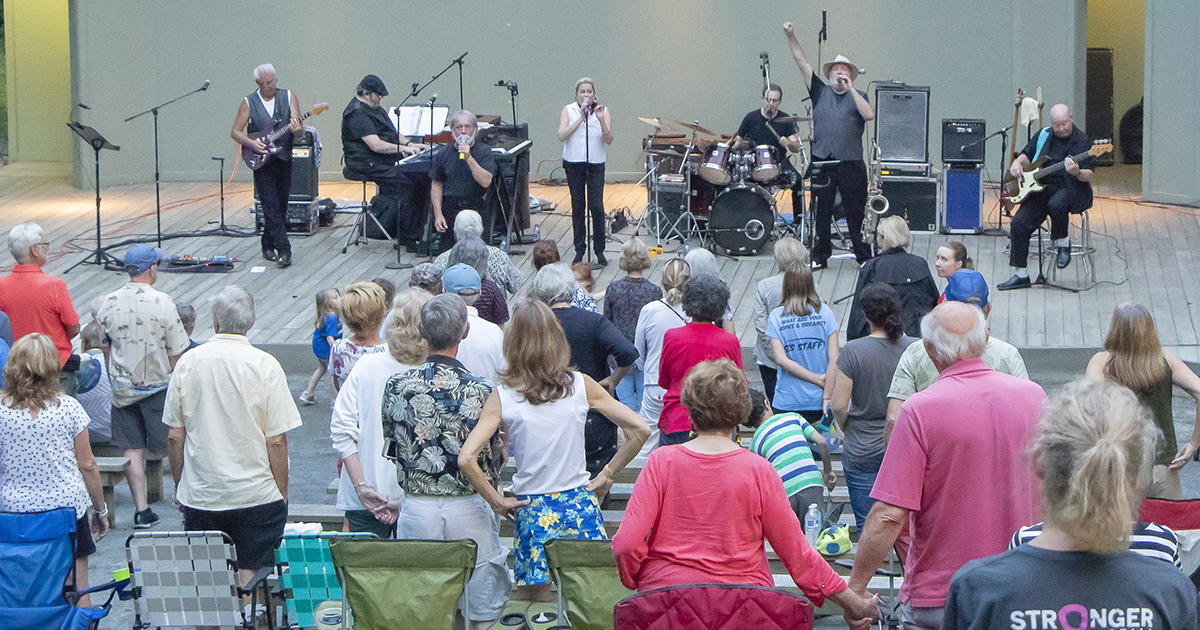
[1138, 497, 1200, 588]
[614, 583, 813, 630]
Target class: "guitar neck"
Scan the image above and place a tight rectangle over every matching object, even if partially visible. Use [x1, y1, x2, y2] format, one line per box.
[1035, 149, 1093, 180]
[266, 111, 311, 143]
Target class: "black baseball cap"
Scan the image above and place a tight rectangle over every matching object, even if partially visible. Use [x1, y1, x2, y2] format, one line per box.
[357, 74, 388, 96]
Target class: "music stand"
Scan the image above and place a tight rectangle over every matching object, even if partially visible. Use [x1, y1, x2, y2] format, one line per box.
[65, 122, 123, 273]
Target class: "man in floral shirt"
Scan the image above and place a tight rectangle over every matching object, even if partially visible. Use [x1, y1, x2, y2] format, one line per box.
[381, 293, 509, 624]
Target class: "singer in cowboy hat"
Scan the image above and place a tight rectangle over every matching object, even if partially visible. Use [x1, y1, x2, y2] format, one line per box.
[784, 22, 875, 269]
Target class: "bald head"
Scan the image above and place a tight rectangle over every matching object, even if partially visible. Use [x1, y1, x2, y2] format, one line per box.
[1050, 104, 1073, 138]
[921, 301, 988, 371]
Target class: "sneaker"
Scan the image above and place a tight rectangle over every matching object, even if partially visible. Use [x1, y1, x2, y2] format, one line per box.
[298, 391, 316, 406]
[134, 508, 160, 529]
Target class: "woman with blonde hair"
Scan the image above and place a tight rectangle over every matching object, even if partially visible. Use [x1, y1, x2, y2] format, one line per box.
[604, 237, 662, 411]
[846, 215, 937, 340]
[559, 77, 614, 266]
[767, 264, 838, 419]
[329, 281, 388, 391]
[753, 237, 811, 403]
[943, 379, 1197, 630]
[331, 288, 431, 537]
[1086, 302, 1200, 499]
[459, 300, 649, 603]
[633, 257, 690, 457]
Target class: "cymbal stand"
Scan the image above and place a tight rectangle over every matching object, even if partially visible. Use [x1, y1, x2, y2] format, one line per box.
[678, 125, 701, 175]
[631, 157, 666, 246]
[663, 173, 705, 250]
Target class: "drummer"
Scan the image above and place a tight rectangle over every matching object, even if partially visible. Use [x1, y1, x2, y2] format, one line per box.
[731, 84, 802, 206]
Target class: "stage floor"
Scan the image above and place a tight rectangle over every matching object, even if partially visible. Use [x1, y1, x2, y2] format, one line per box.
[2, 163, 1198, 355]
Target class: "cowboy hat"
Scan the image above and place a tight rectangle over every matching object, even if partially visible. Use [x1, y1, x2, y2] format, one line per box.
[822, 55, 860, 81]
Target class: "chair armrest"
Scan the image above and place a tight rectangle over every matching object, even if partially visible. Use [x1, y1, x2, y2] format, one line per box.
[239, 565, 277, 595]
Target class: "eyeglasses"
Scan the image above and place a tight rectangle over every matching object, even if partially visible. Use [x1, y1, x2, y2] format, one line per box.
[35, 242, 50, 249]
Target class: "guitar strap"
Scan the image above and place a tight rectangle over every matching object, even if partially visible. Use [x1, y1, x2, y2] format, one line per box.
[1030, 126, 1052, 163]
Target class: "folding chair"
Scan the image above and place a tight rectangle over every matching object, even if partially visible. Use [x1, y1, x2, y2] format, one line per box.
[0, 507, 129, 630]
[275, 532, 377, 629]
[126, 531, 275, 629]
[329, 538, 477, 630]
[544, 538, 632, 630]
[1139, 497, 1200, 586]
[614, 583, 813, 630]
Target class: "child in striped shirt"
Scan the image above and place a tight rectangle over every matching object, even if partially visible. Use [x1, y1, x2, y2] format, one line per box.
[747, 390, 838, 519]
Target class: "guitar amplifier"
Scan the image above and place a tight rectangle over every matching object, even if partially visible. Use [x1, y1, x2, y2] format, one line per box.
[252, 140, 319, 202]
[880, 174, 939, 233]
[254, 200, 319, 235]
[942, 119, 987, 164]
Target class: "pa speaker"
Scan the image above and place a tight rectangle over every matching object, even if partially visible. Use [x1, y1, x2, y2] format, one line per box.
[942, 119, 986, 164]
[875, 86, 930, 163]
[880, 175, 938, 233]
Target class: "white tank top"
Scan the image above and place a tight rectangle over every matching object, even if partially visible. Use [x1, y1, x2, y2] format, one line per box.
[499, 371, 591, 495]
[562, 102, 607, 164]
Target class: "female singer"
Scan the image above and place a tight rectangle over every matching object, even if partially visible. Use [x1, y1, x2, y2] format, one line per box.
[559, 77, 613, 267]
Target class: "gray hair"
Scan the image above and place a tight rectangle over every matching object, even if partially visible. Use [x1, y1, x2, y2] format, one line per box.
[684, 248, 720, 278]
[532, 263, 576, 306]
[253, 63, 276, 80]
[682, 273, 730, 323]
[8, 223, 43, 263]
[920, 305, 987, 366]
[773, 237, 809, 272]
[420, 293, 468, 352]
[210, 286, 256, 335]
[876, 215, 912, 251]
[453, 210, 484, 240]
[450, 110, 478, 130]
[176, 304, 197, 333]
[447, 237, 489, 280]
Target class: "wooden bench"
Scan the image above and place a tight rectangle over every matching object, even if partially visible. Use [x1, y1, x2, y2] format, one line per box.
[287, 503, 344, 532]
[95, 456, 130, 528]
[90, 443, 167, 504]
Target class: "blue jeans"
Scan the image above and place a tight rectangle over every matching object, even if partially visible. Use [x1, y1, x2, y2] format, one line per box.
[841, 452, 884, 533]
[616, 364, 644, 412]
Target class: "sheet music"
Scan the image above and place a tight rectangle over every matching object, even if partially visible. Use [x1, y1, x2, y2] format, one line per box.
[391, 105, 450, 136]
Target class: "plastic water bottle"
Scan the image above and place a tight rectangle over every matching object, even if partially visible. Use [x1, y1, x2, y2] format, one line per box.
[805, 503, 822, 548]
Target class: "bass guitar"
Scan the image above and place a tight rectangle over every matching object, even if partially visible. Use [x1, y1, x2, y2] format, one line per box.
[242, 103, 329, 170]
[1002, 139, 1112, 204]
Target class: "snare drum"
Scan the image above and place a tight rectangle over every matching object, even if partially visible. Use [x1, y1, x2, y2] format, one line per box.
[752, 145, 781, 183]
[698, 142, 733, 185]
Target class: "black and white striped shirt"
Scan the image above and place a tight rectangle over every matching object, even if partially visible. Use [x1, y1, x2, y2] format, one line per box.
[1009, 521, 1182, 568]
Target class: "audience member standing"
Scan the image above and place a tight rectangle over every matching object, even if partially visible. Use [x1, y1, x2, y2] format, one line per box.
[603, 237, 662, 411]
[767, 265, 838, 420]
[328, 282, 389, 390]
[96, 245, 190, 529]
[633, 258, 690, 458]
[441, 264, 505, 388]
[519, 240, 597, 312]
[752, 237, 810, 404]
[300, 288, 341, 405]
[447, 237, 509, 326]
[0, 223, 81, 393]
[849, 302, 1046, 630]
[165, 287, 301, 587]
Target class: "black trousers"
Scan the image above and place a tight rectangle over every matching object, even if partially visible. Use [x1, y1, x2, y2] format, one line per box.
[254, 158, 292, 256]
[564, 160, 606, 260]
[435, 196, 480, 252]
[812, 158, 871, 264]
[1008, 186, 1074, 268]
[758, 364, 778, 406]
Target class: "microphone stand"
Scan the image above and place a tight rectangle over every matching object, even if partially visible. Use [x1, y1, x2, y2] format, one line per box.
[398, 52, 468, 109]
[956, 124, 1014, 235]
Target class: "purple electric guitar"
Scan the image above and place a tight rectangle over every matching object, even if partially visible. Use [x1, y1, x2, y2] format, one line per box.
[241, 103, 329, 170]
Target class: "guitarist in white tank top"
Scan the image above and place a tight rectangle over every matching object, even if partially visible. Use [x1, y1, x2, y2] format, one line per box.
[230, 63, 303, 268]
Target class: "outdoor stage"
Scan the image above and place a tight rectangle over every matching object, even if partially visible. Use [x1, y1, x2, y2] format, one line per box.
[2, 162, 1196, 357]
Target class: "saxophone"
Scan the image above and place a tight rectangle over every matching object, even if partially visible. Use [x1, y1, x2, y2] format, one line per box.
[862, 140, 888, 243]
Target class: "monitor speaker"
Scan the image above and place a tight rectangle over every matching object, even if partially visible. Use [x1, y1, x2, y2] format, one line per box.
[875, 86, 930, 163]
[880, 175, 938, 233]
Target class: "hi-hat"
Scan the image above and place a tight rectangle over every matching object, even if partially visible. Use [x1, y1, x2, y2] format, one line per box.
[638, 117, 677, 131]
[674, 120, 716, 136]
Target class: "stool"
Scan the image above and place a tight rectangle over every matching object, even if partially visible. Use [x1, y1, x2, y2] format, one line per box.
[341, 167, 392, 254]
[1037, 209, 1096, 284]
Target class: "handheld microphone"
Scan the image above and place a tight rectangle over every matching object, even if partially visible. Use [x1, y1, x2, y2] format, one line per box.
[459, 139, 466, 161]
[201, 79, 211, 91]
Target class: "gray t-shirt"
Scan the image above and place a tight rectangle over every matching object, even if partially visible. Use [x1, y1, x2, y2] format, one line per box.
[835, 334, 914, 459]
[944, 545, 1199, 630]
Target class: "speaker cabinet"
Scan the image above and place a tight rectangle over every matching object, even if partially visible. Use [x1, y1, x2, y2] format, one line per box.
[942, 119, 986, 164]
[875, 86, 930, 163]
[942, 164, 983, 234]
[880, 175, 938, 233]
[252, 140, 319, 202]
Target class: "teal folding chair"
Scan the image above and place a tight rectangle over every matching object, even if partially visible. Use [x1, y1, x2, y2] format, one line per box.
[276, 532, 377, 628]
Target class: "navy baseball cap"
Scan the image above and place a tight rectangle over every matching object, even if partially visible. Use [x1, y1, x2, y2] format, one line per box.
[124, 244, 164, 273]
[441, 263, 481, 295]
[944, 269, 989, 307]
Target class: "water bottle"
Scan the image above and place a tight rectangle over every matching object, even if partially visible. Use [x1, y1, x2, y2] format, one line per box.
[804, 503, 822, 548]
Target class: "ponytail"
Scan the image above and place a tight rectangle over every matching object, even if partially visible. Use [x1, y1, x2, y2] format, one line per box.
[859, 283, 904, 343]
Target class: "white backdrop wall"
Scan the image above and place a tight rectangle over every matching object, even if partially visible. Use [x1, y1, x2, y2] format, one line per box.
[69, 0, 1087, 187]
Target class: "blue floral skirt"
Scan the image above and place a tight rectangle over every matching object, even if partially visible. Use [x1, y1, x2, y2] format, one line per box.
[513, 486, 607, 585]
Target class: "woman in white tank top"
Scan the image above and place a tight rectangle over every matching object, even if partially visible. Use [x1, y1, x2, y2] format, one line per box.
[558, 77, 614, 267]
[459, 301, 649, 602]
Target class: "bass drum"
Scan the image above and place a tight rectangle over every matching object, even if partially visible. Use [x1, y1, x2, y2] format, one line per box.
[707, 183, 775, 256]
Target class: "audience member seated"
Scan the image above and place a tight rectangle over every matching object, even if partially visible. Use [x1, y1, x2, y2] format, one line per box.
[409, 262, 443, 294]
[431, 210, 522, 295]
[683, 248, 735, 333]
[381, 293, 509, 626]
[329, 281, 389, 390]
[847, 216, 938, 341]
[752, 237, 811, 404]
[571, 262, 596, 300]
[612, 359, 878, 628]
[441, 264, 505, 387]
[76, 322, 112, 443]
[658, 273, 742, 447]
[766, 265, 838, 420]
[1086, 302, 1200, 500]
[933, 242, 973, 297]
[633, 258, 691, 458]
[331, 288, 431, 538]
[0, 333, 109, 604]
[943, 379, 1198, 630]
[519, 239, 597, 312]
[746, 389, 836, 518]
[848, 302, 1047, 630]
[447, 236, 510, 326]
[604, 237, 662, 412]
[830, 283, 915, 531]
[459, 300, 649, 602]
[533, 263, 638, 482]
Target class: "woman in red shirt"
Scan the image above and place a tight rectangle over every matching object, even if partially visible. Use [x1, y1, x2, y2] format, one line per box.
[613, 359, 878, 626]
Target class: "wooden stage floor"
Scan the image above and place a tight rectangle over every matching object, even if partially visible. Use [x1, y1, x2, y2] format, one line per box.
[3, 163, 1198, 354]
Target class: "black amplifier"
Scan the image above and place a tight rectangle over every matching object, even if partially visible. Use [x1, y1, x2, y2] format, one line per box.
[942, 119, 987, 163]
[252, 140, 319, 202]
[254, 200, 319, 235]
[880, 175, 939, 233]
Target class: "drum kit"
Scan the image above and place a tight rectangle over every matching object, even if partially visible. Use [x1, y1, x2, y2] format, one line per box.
[634, 115, 811, 256]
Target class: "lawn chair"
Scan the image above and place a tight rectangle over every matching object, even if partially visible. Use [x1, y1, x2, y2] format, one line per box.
[329, 538, 476, 630]
[1139, 497, 1200, 587]
[276, 532, 377, 629]
[126, 531, 275, 629]
[0, 507, 129, 630]
[614, 583, 813, 630]
[544, 538, 632, 630]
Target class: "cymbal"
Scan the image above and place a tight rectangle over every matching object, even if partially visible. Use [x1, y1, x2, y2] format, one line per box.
[638, 116, 677, 130]
[674, 120, 717, 136]
[773, 115, 811, 123]
[646, 149, 685, 158]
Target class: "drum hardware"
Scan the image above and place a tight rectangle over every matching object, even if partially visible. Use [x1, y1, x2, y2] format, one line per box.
[862, 140, 889, 250]
[646, 149, 686, 158]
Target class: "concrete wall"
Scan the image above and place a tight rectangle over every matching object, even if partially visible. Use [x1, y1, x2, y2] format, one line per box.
[4, 0, 72, 163]
[1087, 0, 1145, 161]
[1142, 1, 1199, 205]
[66, 0, 1087, 186]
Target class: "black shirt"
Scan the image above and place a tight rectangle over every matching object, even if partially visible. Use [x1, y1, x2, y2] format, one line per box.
[552, 306, 637, 382]
[735, 109, 798, 159]
[342, 97, 400, 171]
[430, 141, 497, 201]
[1018, 125, 1094, 211]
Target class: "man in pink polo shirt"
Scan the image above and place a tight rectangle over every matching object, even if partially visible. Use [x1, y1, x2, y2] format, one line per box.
[848, 301, 1045, 630]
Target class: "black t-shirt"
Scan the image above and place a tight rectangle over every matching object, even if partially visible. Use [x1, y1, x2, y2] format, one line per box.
[552, 306, 637, 382]
[1018, 125, 1094, 211]
[430, 140, 497, 201]
[736, 109, 798, 159]
[342, 97, 400, 170]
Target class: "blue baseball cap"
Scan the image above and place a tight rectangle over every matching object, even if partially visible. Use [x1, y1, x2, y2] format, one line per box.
[440, 263, 481, 295]
[944, 269, 989, 308]
[124, 244, 164, 273]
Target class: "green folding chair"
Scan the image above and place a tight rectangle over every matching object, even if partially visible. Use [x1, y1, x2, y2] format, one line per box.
[544, 538, 633, 630]
[329, 538, 477, 630]
[276, 532, 377, 629]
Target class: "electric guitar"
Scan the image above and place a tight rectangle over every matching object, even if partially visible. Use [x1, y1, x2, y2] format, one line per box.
[241, 103, 329, 170]
[1002, 139, 1112, 203]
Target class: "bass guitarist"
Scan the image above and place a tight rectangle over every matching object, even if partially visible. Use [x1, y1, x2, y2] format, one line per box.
[231, 63, 304, 268]
[998, 104, 1095, 290]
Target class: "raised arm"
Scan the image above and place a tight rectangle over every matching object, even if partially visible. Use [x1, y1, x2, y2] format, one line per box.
[783, 22, 814, 90]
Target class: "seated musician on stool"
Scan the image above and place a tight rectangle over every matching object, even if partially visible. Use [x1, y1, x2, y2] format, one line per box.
[784, 22, 875, 269]
[731, 83, 802, 227]
[341, 75, 428, 240]
[998, 104, 1094, 291]
[430, 110, 496, 252]
[231, 63, 303, 268]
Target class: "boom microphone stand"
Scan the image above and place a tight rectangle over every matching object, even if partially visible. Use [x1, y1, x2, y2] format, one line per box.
[399, 53, 468, 109]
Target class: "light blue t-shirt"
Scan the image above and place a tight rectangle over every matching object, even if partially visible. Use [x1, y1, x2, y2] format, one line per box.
[766, 302, 838, 412]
